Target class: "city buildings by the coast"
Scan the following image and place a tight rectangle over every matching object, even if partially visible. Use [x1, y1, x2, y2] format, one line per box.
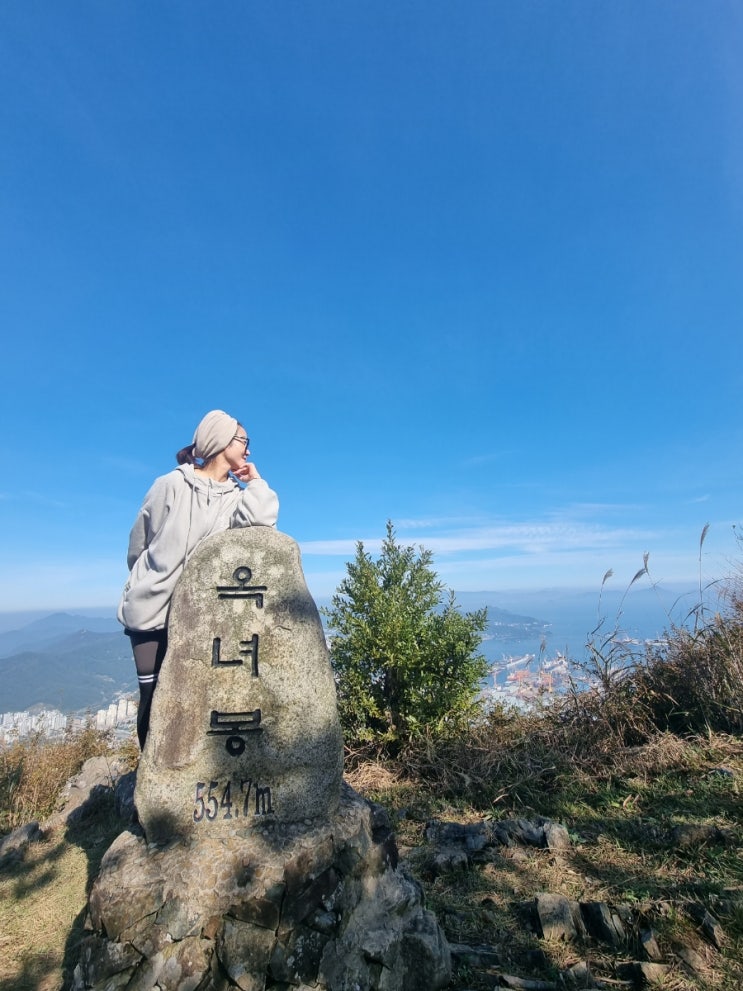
[0, 696, 137, 745]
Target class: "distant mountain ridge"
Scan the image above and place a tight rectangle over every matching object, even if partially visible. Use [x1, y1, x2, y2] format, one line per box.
[452, 592, 548, 628]
[0, 612, 133, 714]
[0, 611, 121, 658]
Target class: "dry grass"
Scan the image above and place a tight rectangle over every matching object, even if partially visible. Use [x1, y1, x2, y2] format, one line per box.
[350, 589, 743, 988]
[0, 744, 127, 991]
[0, 728, 136, 990]
[608, 730, 715, 778]
[0, 726, 113, 832]
[356, 729, 743, 990]
[638, 616, 743, 736]
[0, 829, 92, 990]
[344, 757, 406, 794]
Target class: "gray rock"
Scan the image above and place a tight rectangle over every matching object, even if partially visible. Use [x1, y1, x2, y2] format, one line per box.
[685, 901, 725, 948]
[155, 895, 204, 940]
[0, 820, 42, 868]
[673, 943, 708, 975]
[560, 960, 593, 988]
[134, 528, 344, 846]
[533, 894, 579, 941]
[498, 819, 547, 848]
[77, 785, 450, 991]
[499, 974, 558, 989]
[579, 901, 626, 947]
[429, 847, 470, 875]
[670, 823, 728, 848]
[218, 917, 275, 990]
[76, 934, 142, 986]
[449, 943, 501, 968]
[424, 820, 489, 851]
[45, 754, 130, 831]
[156, 937, 211, 991]
[113, 770, 137, 823]
[401, 920, 452, 991]
[617, 961, 670, 986]
[543, 821, 571, 851]
[425, 815, 571, 854]
[639, 928, 663, 962]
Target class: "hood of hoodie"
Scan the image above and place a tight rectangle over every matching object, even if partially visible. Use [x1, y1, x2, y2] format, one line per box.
[176, 463, 242, 566]
[177, 463, 239, 505]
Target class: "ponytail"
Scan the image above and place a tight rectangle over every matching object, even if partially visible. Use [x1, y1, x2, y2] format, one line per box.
[176, 443, 197, 465]
[176, 443, 218, 467]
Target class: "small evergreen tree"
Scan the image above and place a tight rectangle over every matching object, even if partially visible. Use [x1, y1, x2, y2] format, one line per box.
[323, 521, 488, 751]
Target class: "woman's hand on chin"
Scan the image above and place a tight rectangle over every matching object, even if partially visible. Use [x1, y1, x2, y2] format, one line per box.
[231, 463, 262, 483]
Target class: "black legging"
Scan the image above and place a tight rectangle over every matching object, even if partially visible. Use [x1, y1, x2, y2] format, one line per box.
[126, 628, 168, 748]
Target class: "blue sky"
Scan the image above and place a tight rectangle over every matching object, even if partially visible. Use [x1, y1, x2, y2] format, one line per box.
[1, 1, 742, 612]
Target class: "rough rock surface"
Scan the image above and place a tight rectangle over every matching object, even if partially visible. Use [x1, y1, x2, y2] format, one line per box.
[0, 820, 42, 868]
[46, 753, 131, 831]
[135, 527, 344, 845]
[74, 783, 451, 991]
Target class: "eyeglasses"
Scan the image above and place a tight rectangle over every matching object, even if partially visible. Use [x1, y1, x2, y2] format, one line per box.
[231, 435, 250, 449]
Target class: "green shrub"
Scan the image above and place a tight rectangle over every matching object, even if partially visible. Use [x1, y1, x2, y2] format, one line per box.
[324, 521, 488, 754]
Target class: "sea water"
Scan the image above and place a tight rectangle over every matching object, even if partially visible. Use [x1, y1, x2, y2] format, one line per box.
[463, 581, 722, 704]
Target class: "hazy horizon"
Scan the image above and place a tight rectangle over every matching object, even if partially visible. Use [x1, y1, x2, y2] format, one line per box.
[0, 575, 722, 636]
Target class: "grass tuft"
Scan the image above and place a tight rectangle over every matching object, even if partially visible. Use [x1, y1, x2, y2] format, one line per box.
[0, 724, 115, 834]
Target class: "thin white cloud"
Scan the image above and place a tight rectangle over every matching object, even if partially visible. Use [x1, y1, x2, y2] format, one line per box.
[296, 512, 741, 597]
[418, 524, 655, 556]
[394, 515, 489, 530]
[300, 519, 656, 559]
[555, 502, 646, 517]
[299, 538, 382, 556]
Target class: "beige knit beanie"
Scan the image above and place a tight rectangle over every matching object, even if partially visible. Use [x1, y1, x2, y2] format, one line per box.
[192, 410, 238, 461]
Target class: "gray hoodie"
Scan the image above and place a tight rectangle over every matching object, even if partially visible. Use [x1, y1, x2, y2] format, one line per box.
[117, 464, 279, 632]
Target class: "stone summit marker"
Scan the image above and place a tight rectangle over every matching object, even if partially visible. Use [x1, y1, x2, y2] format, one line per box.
[75, 528, 451, 991]
[135, 527, 344, 844]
